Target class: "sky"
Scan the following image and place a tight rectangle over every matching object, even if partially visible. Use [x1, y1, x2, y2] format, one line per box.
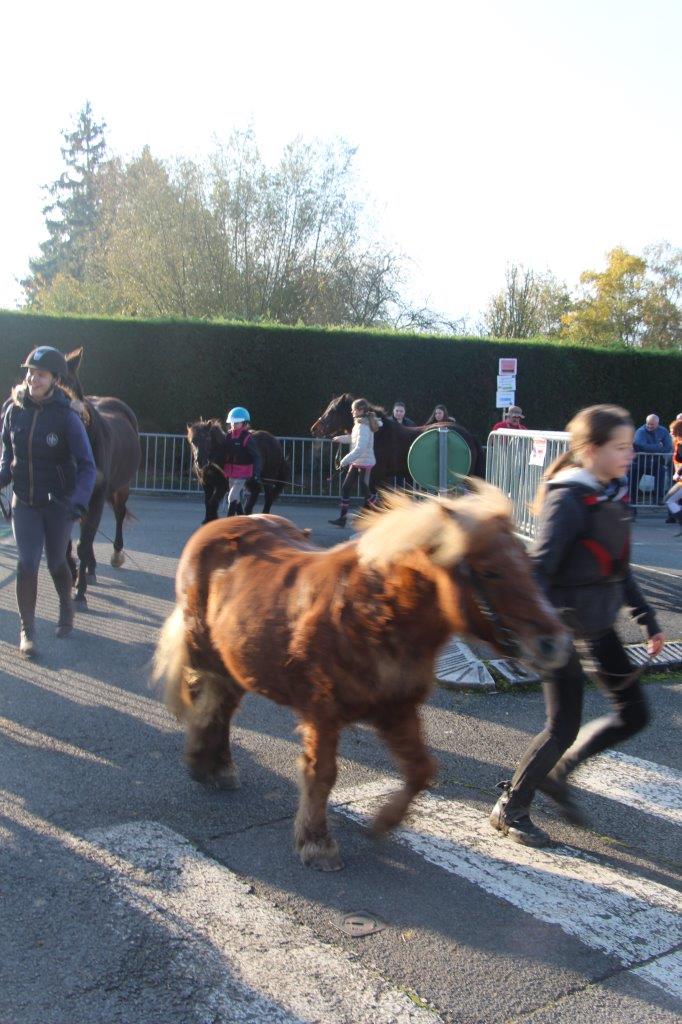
[1, 0, 680, 325]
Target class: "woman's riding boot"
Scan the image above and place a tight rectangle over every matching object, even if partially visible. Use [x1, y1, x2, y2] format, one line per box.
[489, 782, 551, 847]
[51, 563, 75, 638]
[329, 500, 349, 527]
[16, 565, 38, 658]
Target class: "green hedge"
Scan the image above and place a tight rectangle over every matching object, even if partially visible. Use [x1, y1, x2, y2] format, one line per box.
[1, 310, 680, 439]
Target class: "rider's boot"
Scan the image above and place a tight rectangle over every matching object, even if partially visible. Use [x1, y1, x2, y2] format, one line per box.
[16, 564, 38, 658]
[329, 500, 349, 527]
[51, 562, 75, 638]
[489, 781, 551, 847]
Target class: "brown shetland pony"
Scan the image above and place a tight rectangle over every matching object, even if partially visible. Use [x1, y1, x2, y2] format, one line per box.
[154, 483, 569, 871]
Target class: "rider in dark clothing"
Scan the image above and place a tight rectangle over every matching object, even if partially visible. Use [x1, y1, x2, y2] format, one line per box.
[489, 405, 664, 847]
[0, 347, 96, 657]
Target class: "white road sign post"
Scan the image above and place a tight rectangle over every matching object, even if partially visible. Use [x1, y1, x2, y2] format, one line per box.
[496, 357, 518, 413]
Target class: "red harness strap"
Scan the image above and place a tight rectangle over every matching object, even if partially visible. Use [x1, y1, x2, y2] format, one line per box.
[580, 538, 614, 577]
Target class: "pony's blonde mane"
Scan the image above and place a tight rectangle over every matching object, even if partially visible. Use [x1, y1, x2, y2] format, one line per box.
[356, 482, 512, 569]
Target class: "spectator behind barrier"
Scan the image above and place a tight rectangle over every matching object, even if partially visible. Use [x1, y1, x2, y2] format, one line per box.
[388, 401, 415, 426]
[492, 405, 529, 432]
[632, 413, 673, 506]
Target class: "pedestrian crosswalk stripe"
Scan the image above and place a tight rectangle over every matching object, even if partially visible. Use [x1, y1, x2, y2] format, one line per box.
[332, 780, 682, 1001]
[85, 820, 441, 1024]
[572, 750, 682, 826]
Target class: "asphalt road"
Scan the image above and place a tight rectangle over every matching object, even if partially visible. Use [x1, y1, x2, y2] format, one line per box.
[0, 495, 680, 1024]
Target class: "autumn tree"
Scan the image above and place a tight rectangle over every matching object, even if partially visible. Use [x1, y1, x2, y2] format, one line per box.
[28, 126, 444, 329]
[23, 102, 108, 304]
[481, 264, 571, 338]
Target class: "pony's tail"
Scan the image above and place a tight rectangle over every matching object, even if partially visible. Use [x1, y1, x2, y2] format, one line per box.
[153, 606, 192, 721]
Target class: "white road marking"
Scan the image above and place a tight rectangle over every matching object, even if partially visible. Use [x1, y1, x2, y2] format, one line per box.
[632, 949, 682, 1000]
[332, 780, 682, 1001]
[631, 562, 681, 579]
[571, 751, 682, 826]
[85, 820, 440, 1024]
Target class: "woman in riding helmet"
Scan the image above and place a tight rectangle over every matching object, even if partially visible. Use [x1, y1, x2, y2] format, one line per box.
[0, 347, 96, 657]
[223, 407, 262, 516]
[329, 398, 382, 527]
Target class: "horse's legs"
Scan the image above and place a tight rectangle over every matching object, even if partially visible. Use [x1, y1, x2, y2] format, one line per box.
[261, 484, 275, 514]
[185, 668, 244, 789]
[75, 489, 105, 603]
[110, 485, 129, 567]
[371, 705, 437, 835]
[243, 480, 258, 514]
[203, 481, 222, 523]
[294, 720, 342, 871]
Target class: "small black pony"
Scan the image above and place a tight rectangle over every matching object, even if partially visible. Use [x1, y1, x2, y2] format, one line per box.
[187, 419, 289, 522]
[62, 349, 141, 603]
[311, 393, 485, 495]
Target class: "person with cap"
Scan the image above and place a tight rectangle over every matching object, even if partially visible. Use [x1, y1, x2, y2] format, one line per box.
[0, 347, 96, 657]
[491, 405, 528, 431]
[223, 407, 262, 516]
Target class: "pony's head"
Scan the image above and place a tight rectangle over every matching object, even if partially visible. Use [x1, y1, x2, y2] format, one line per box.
[61, 347, 86, 401]
[310, 393, 354, 438]
[356, 483, 570, 670]
[187, 419, 224, 471]
[311, 394, 387, 438]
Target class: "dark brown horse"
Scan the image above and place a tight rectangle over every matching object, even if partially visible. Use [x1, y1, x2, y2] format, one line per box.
[187, 419, 290, 522]
[154, 484, 569, 871]
[62, 349, 141, 603]
[311, 393, 486, 496]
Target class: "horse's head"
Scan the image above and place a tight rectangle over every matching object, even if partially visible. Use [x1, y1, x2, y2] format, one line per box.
[62, 347, 86, 401]
[311, 393, 355, 438]
[357, 484, 570, 671]
[187, 420, 221, 471]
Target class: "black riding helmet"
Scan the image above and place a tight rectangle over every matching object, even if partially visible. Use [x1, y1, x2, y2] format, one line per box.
[21, 346, 68, 379]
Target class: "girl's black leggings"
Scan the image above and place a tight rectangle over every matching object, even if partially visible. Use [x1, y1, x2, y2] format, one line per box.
[341, 466, 372, 502]
[511, 628, 650, 804]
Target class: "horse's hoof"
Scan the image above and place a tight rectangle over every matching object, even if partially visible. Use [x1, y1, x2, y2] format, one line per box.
[190, 765, 240, 791]
[86, 571, 97, 583]
[214, 765, 240, 790]
[110, 551, 125, 568]
[299, 839, 343, 872]
[304, 851, 344, 872]
[74, 593, 87, 605]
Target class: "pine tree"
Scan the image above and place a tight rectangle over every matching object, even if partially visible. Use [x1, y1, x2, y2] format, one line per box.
[23, 102, 107, 303]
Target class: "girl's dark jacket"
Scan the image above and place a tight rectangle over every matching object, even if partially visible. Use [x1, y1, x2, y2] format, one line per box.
[0, 386, 96, 511]
[531, 467, 659, 638]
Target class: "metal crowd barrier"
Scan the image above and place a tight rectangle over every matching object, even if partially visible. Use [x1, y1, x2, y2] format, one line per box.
[485, 429, 673, 538]
[134, 434, 344, 499]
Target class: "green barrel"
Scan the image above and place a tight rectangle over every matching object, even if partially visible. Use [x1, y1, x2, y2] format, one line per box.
[407, 428, 472, 491]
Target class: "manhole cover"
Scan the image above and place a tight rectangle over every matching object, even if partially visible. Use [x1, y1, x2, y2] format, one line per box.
[338, 911, 386, 937]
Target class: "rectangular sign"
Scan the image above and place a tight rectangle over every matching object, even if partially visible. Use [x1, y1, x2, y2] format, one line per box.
[496, 389, 516, 408]
[529, 437, 548, 466]
[497, 374, 516, 389]
[498, 357, 518, 375]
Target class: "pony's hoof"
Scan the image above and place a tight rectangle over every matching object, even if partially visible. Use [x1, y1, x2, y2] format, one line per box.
[74, 593, 87, 605]
[190, 765, 240, 791]
[299, 839, 343, 872]
[86, 571, 97, 583]
[110, 550, 125, 568]
[214, 765, 240, 790]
